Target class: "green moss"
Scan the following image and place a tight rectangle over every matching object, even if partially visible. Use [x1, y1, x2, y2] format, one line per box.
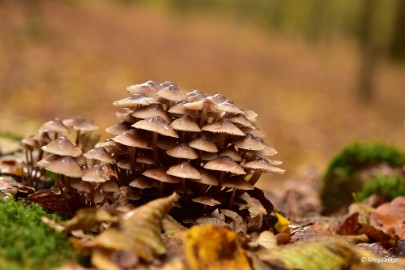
[0, 198, 72, 270]
[357, 175, 405, 201]
[320, 142, 405, 213]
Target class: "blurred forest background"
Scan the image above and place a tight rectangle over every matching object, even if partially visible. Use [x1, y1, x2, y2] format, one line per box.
[0, 0, 404, 190]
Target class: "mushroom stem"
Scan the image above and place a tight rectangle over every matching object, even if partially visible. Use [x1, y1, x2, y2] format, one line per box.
[181, 178, 187, 194]
[152, 132, 159, 165]
[129, 147, 137, 176]
[199, 106, 208, 127]
[228, 188, 236, 209]
[75, 130, 81, 146]
[248, 171, 262, 186]
[218, 171, 226, 185]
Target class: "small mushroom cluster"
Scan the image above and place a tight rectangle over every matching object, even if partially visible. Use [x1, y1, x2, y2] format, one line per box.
[24, 81, 284, 218]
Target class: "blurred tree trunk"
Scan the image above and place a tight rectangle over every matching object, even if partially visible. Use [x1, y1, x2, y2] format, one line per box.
[358, 0, 378, 103]
[389, 1, 405, 62]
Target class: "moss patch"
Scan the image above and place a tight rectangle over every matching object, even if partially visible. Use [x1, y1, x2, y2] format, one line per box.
[0, 198, 72, 270]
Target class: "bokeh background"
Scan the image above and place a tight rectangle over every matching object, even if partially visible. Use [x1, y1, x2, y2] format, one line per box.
[1, 0, 404, 190]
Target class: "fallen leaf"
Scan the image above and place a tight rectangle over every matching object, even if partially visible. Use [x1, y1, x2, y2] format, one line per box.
[63, 208, 119, 233]
[184, 225, 251, 270]
[371, 196, 405, 239]
[338, 212, 360, 235]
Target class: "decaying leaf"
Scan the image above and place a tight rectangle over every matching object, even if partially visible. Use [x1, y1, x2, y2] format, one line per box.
[257, 235, 370, 270]
[240, 192, 263, 231]
[221, 209, 246, 234]
[254, 231, 277, 249]
[348, 202, 373, 226]
[184, 225, 252, 270]
[63, 208, 119, 233]
[371, 196, 405, 239]
[338, 212, 360, 235]
[162, 215, 187, 240]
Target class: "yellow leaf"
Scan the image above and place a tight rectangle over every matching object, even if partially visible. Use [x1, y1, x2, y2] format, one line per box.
[274, 211, 291, 233]
[184, 225, 252, 270]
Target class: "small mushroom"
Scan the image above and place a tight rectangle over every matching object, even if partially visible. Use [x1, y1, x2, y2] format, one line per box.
[132, 104, 171, 123]
[186, 90, 206, 102]
[39, 118, 69, 138]
[156, 84, 186, 107]
[170, 115, 200, 141]
[203, 156, 246, 185]
[188, 135, 218, 153]
[192, 195, 221, 212]
[201, 118, 245, 137]
[143, 167, 180, 194]
[126, 80, 161, 97]
[241, 158, 285, 185]
[167, 161, 201, 193]
[62, 117, 99, 146]
[166, 143, 198, 160]
[184, 98, 219, 126]
[129, 176, 153, 190]
[105, 121, 132, 136]
[132, 116, 179, 164]
[41, 136, 82, 157]
[216, 100, 244, 116]
[219, 146, 242, 162]
[113, 94, 159, 109]
[168, 100, 194, 117]
[222, 177, 254, 208]
[83, 147, 114, 165]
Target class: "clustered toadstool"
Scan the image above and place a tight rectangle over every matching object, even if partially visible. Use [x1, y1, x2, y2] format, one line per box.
[23, 81, 284, 220]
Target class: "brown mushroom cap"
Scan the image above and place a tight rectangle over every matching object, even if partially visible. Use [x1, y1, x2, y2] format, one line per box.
[45, 156, 83, 178]
[168, 100, 194, 116]
[105, 121, 132, 136]
[83, 147, 114, 164]
[222, 177, 254, 190]
[243, 109, 258, 121]
[170, 115, 201, 132]
[82, 165, 107, 183]
[189, 169, 218, 186]
[100, 180, 120, 193]
[112, 129, 151, 149]
[207, 93, 227, 104]
[219, 147, 242, 162]
[203, 156, 246, 175]
[166, 143, 198, 160]
[167, 162, 201, 180]
[41, 136, 82, 157]
[129, 177, 153, 189]
[37, 153, 59, 168]
[39, 118, 69, 134]
[127, 80, 161, 97]
[228, 114, 254, 129]
[132, 116, 179, 138]
[156, 84, 186, 102]
[188, 135, 218, 153]
[115, 110, 137, 123]
[63, 117, 99, 132]
[216, 100, 244, 115]
[70, 178, 92, 193]
[95, 140, 129, 155]
[143, 167, 181, 183]
[186, 90, 206, 102]
[131, 104, 171, 123]
[241, 158, 285, 174]
[113, 94, 159, 109]
[192, 196, 221, 206]
[201, 118, 245, 136]
[234, 133, 266, 151]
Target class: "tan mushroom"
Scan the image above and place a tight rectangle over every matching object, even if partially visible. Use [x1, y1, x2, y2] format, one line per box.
[184, 98, 219, 126]
[132, 116, 179, 164]
[143, 167, 180, 194]
[83, 147, 114, 164]
[105, 121, 132, 136]
[62, 117, 99, 146]
[170, 115, 200, 141]
[222, 177, 254, 208]
[241, 158, 285, 185]
[167, 161, 201, 193]
[126, 80, 162, 97]
[203, 156, 246, 184]
[166, 143, 198, 160]
[201, 118, 245, 137]
[132, 104, 171, 123]
[41, 136, 82, 157]
[113, 94, 159, 109]
[39, 118, 69, 138]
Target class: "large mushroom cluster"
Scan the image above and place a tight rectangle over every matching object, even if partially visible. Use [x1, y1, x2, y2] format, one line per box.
[25, 81, 284, 219]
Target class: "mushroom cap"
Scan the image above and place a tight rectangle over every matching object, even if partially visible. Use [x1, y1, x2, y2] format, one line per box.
[37, 153, 59, 168]
[258, 146, 278, 157]
[41, 136, 82, 157]
[132, 116, 179, 138]
[167, 162, 201, 180]
[201, 118, 245, 136]
[192, 196, 221, 206]
[83, 147, 114, 164]
[136, 154, 154, 165]
[170, 115, 201, 132]
[63, 117, 99, 131]
[45, 156, 83, 178]
[234, 133, 266, 151]
[216, 100, 244, 115]
[82, 164, 109, 183]
[186, 90, 206, 102]
[156, 137, 178, 150]
[143, 167, 181, 183]
[129, 177, 153, 189]
[127, 80, 162, 97]
[113, 94, 159, 109]
[241, 158, 285, 174]
[166, 143, 198, 160]
[184, 98, 218, 112]
[156, 84, 186, 102]
[112, 129, 151, 149]
[243, 109, 258, 121]
[222, 177, 254, 190]
[39, 118, 69, 134]
[189, 169, 218, 186]
[132, 104, 171, 123]
[188, 135, 218, 153]
[100, 180, 120, 193]
[115, 110, 137, 123]
[120, 186, 141, 201]
[219, 147, 242, 162]
[199, 152, 218, 161]
[207, 93, 227, 104]
[105, 121, 132, 136]
[203, 156, 246, 175]
[70, 178, 92, 193]
[95, 140, 129, 154]
[228, 114, 254, 129]
[168, 100, 194, 116]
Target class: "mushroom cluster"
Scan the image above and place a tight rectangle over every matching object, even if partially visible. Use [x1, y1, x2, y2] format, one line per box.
[24, 81, 284, 219]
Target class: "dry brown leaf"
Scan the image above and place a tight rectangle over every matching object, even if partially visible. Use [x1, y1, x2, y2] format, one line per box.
[240, 192, 263, 231]
[338, 212, 360, 235]
[184, 225, 252, 270]
[371, 196, 405, 239]
[63, 208, 119, 233]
